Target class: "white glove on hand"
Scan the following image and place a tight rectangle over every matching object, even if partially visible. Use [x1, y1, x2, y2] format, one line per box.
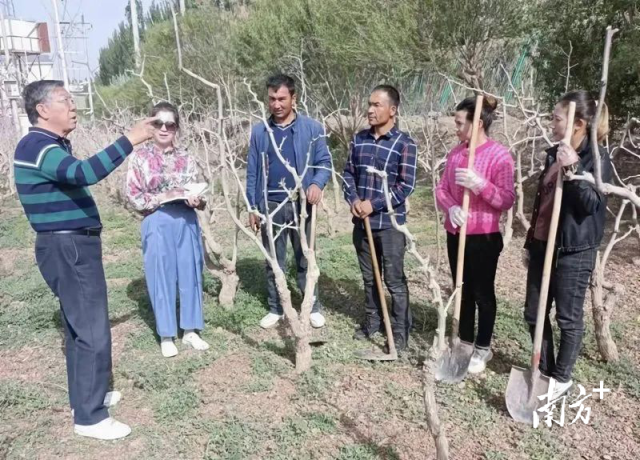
[455, 168, 487, 194]
[448, 205, 467, 229]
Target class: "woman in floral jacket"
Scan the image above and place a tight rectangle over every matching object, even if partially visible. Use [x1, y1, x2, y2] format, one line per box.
[126, 102, 209, 358]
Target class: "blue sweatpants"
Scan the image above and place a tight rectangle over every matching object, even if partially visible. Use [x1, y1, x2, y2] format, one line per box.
[141, 203, 205, 338]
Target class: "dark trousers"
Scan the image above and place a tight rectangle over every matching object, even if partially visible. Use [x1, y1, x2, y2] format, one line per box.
[353, 225, 411, 342]
[261, 200, 321, 314]
[35, 233, 111, 426]
[524, 239, 597, 383]
[447, 232, 503, 348]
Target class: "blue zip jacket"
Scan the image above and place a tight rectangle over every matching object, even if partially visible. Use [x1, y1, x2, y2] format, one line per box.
[245, 113, 332, 213]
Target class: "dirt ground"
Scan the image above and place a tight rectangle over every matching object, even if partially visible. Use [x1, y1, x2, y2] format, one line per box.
[1, 193, 639, 459]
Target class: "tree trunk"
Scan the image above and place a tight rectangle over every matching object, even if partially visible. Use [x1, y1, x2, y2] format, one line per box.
[423, 342, 449, 460]
[591, 253, 621, 362]
[295, 334, 312, 374]
[272, 268, 314, 372]
[503, 208, 514, 247]
[198, 210, 239, 307]
[218, 270, 240, 309]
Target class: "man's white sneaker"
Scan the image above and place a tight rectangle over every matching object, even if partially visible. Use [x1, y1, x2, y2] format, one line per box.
[310, 312, 326, 328]
[182, 331, 210, 351]
[74, 417, 131, 440]
[161, 337, 178, 358]
[550, 379, 573, 400]
[467, 347, 493, 374]
[259, 312, 284, 329]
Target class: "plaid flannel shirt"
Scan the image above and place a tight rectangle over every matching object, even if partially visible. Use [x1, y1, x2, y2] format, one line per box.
[343, 126, 417, 230]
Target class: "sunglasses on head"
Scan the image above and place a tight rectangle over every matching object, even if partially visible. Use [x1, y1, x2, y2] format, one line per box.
[152, 120, 178, 131]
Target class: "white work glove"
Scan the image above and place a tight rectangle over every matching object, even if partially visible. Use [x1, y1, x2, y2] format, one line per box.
[455, 168, 487, 194]
[448, 205, 467, 229]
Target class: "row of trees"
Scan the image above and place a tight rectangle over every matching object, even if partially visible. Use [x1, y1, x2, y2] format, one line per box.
[95, 0, 640, 130]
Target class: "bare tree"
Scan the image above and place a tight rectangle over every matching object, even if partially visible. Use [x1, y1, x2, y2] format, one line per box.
[565, 27, 640, 361]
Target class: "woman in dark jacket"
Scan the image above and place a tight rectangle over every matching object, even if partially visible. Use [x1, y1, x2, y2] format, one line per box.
[523, 90, 612, 399]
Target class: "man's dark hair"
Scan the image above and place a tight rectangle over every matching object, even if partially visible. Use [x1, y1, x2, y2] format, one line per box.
[372, 84, 400, 108]
[23, 80, 65, 125]
[150, 101, 180, 128]
[266, 73, 296, 96]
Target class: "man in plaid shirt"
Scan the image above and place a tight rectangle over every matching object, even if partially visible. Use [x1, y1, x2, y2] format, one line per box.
[343, 85, 417, 352]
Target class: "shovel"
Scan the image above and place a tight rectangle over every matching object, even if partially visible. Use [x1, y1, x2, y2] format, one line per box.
[354, 216, 398, 361]
[505, 101, 576, 425]
[435, 95, 484, 383]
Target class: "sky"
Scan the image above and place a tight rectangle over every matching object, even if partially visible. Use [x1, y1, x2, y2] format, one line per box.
[13, 0, 156, 80]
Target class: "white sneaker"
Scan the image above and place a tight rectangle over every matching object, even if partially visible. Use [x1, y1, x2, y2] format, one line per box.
[161, 337, 178, 358]
[467, 347, 493, 374]
[259, 312, 284, 329]
[310, 312, 326, 328]
[74, 417, 131, 440]
[550, 379, 573, 400]
[71, 391, 122, 418]
[182, 331, 210, 351]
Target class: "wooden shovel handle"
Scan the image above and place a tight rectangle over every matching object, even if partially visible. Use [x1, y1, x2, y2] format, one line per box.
[364, 217, 396, 355]
[451, 95, 484, 340]
[530, 101, 576, 371]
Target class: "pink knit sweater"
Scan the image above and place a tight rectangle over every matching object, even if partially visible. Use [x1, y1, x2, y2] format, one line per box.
[436, 138, 515, 235]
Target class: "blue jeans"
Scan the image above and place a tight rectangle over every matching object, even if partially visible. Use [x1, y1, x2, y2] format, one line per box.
[261, 200, 321, 315]
[142, 203, 205, 337]
[525, 239, 597, 383]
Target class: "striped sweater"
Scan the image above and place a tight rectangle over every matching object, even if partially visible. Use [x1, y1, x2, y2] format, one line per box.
[13, 127, 134, 232]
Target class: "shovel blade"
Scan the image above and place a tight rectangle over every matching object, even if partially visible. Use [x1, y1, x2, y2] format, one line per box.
[434, 339, 474, 383]
[505, 366, 550, 425]
[354, 348, 398, 361]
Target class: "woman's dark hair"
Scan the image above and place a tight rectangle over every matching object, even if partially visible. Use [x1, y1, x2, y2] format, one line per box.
[150, 101, 180, 128]
[559, 90, 609, 142]
[455, 95, 498, 133]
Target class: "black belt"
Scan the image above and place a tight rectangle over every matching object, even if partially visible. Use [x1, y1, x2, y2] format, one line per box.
[39, 228, 102, 237]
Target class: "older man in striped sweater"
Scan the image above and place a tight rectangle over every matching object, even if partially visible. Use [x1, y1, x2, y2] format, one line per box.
[13, 80, 155, 440]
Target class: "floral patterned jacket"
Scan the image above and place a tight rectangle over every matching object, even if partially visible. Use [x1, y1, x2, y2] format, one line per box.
[125, 143, 198, 213]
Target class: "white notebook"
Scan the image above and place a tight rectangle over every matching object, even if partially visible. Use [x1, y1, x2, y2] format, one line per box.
[159, 182, 209, 205]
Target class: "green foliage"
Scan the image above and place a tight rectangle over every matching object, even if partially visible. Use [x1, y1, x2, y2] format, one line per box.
[98, 21, 136, 86]
[533, 0, 640, 123]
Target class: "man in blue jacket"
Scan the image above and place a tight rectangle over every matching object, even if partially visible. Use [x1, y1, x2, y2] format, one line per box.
[246, 74, 332, 329]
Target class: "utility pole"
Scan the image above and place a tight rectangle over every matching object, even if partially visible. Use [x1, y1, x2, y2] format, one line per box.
[51, 0, 69, 87]
[130, 0, 141, 69]
[179, 0, 186, 16]
[0, 7, 19, 139]
[82, 18, 94, 121]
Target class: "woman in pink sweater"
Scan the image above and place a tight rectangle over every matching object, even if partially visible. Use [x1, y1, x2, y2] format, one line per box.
[436, 96, 515, 374]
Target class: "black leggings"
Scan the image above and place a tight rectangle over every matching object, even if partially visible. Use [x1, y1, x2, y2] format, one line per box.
[447, 232, 504, 349]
